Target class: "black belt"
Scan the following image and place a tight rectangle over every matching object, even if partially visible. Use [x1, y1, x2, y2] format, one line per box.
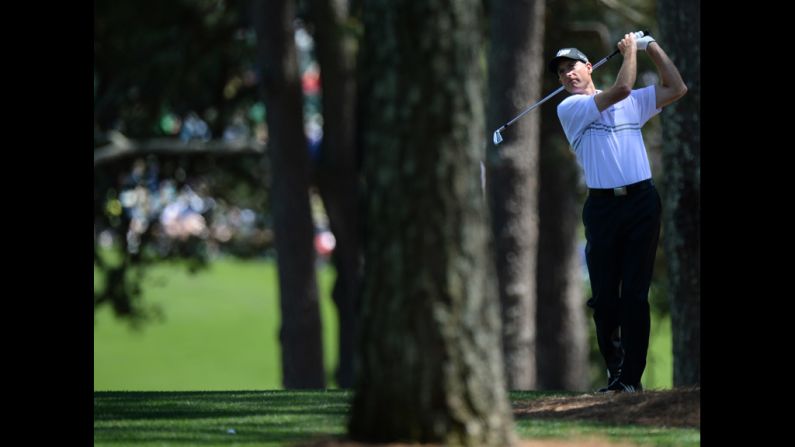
[589, 179, 653, 197]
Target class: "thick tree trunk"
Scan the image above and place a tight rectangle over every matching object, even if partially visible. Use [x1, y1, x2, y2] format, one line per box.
[485, 0, 544, 391]
[252, 0, 325, 389]
[658, 0, 701, 387]
[308, 0, 361, 389]
[348, 1, 516, 445]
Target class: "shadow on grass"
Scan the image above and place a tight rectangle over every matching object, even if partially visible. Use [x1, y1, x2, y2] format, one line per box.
[513, 388, 700, 428]
[94, 389, 699, 446]
[94, 390, 351, 445]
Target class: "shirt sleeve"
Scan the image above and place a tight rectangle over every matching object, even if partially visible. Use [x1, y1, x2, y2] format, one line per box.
[629, 85, 662, 126]
[556, 94, 601, 148]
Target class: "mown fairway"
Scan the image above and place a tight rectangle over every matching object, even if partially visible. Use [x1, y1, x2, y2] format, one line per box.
[94, 258, 339, 390]
[94, 257, 671, 391]
[94, 390, 700, 446]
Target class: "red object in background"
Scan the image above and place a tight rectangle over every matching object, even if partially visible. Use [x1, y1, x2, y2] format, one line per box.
[314, 230, 336, 257]
[302, 69, 320, 95]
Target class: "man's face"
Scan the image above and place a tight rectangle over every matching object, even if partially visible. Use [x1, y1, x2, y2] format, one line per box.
[556, 59, 592, 94]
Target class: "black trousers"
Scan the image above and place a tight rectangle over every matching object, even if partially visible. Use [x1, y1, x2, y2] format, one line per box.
[583, 182, 661, 387]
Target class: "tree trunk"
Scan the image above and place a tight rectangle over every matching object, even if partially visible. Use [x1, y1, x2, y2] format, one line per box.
[535, 134, 589, 390]
[252, 0, 325, 389]
[485, 0, 544, 391]
[533, 1, 591, 392]
[308, 0, 361, 389]
[348, 1, 516, 444]
[658, 0, 701, 387]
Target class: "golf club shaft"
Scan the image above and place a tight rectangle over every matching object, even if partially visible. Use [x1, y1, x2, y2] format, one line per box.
[494, 48, 620, 136]
[496, 85, 564, 133]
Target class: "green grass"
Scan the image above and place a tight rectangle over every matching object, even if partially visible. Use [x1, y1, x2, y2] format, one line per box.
[93, 390, 350, 447]
[94, 390, 699, 446]
[642, 312, 673, 390]
[94, 258, 339, 391]
[95, 262, 690, 445]
[96, 256, 673, 391]
[514, 419, 699, 447]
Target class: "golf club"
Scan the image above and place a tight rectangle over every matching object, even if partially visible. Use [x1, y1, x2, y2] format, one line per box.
[492, 30, 650, 146]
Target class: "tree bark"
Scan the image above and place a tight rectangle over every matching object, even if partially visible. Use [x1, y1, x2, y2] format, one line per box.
[534, 0, 590, 392]
[658, 0, 701, 387]
[252, 0, 325, 389]
[348, 1, 516, 444]
[535, 134, 589, 390]
[485, 0, 544, 391]
[308, 0, 361, 389]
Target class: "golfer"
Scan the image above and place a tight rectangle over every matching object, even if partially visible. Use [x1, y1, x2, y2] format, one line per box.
[549, 32, 687, 392]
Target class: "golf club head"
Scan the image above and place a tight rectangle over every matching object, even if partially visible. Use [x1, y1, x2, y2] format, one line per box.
[493, 130, 503, 145]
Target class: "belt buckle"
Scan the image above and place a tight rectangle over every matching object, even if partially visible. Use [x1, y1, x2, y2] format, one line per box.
[613, 186, 627, 196]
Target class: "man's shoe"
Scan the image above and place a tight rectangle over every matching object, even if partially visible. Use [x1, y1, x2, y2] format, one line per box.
[596, 368, 621, 392]
[604, 380, 642, 393]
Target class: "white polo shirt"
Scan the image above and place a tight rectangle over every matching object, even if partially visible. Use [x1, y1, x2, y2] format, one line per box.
[557, 85, 660, 189]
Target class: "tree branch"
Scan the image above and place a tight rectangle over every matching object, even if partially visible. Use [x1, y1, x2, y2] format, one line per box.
[595, 0, 649, 26]
[94, 131, 267, 166]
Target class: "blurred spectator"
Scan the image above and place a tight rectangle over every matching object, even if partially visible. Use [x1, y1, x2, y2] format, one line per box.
[180, 112, 212, 142]
[223, 112, 249, 141]
[314, 228, 336, 259]
[305, 115, 323, 162]
[301, 62, 320, 96]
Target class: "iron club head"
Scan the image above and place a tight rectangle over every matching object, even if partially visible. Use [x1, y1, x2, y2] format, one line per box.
[493, 130, 503, 145]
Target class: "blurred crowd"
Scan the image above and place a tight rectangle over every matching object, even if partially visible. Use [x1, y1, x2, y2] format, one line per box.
[97, 20, 335, 261]
[99, 158, 275, 259]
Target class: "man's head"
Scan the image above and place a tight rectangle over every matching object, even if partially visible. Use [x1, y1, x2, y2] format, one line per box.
[548, 48, 595, 94]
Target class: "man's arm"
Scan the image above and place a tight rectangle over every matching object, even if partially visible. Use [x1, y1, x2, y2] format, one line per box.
[594, 33, 637, 112]
[646, 42, 688, 108]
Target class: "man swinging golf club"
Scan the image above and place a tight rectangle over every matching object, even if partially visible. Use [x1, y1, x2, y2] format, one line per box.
[550, 32, 687, 392]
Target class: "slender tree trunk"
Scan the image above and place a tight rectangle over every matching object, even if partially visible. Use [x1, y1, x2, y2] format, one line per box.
[658, 0, 701, 387]
[533, 1, 591, 392]
[308, 0, 361, 389]
[348, 1, 516, 444]
[535, 134, 589, 390]
[252, 0, 325, 389]
[485, 0, 544, 391]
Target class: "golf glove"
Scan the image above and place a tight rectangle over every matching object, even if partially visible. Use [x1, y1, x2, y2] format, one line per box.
[636, 34, 656, 51]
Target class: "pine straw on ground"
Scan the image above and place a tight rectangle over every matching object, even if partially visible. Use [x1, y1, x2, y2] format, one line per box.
[299, 387, 699, 447]
[513, 386, 700, 429]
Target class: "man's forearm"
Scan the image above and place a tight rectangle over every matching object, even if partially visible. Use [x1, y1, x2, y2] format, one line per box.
[647, 43, 686, 92]
[613, 50, 637, 93]
[594, 34, 639, 111]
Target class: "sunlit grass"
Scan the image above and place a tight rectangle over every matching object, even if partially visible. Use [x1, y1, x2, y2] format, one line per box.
[94, 390, 699, 446]
[95, 255, 672, 391]
[94, 257, 339, 391]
